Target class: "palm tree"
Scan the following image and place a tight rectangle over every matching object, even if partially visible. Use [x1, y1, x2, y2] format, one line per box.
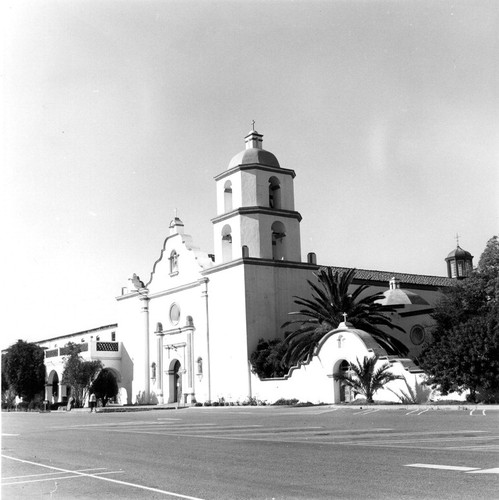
[333, 355, 403, 403]
[282, 268, 407, 367]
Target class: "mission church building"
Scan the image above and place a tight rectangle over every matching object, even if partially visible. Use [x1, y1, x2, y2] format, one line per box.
[39, 129, 473, 406]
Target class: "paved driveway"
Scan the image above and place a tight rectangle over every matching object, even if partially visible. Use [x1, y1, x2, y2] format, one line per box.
[2, 406, 498, 499]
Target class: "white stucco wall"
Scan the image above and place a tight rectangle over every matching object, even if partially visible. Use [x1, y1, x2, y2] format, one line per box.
[249, 327, 421, 405]
[205, 264, 249, 401]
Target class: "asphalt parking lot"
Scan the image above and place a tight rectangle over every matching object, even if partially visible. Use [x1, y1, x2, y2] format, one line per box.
[2, 405, 498, 499]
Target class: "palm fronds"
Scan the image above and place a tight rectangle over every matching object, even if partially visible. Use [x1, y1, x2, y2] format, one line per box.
[282, 268, 407, 367]
[333, 355, 403, 403]
[388, 377, 432, 404]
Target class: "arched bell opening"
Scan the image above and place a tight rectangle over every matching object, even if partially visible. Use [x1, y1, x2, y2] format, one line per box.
[268, 176, 281, 209]
[271, 221, 286, 260]
[221, 224, 232, 263]
[224, 180, 233, 212]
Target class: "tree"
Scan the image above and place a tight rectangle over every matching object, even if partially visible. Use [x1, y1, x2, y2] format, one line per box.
[478, 235, 499, 302]
[62, 343, 102, 408]
[2, 354, 16, 408]
[3, 340, 45, 403]
[420, 235, 499, 402]
[333, 355, 402, 403]
[91, 368, 119, 407]
[282, 268, 407, 367]
[250, 338, 288, 378]
[421, 304, 499, 402]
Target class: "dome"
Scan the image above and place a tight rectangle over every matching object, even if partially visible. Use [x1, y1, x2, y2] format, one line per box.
[376, 288, 429, 306]
[446, 245, 473, 261]
[227, 129, 280, 170]
[375, 277, 429, 306]
[228, 148, 280, 169]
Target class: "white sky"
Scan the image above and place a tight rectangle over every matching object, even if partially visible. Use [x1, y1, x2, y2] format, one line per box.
[2, 0, 498, 349]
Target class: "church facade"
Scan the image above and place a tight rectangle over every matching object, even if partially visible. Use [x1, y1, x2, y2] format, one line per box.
[39, 129, 471, 406]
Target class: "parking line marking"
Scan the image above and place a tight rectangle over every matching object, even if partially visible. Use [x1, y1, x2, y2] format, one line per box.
[314, 408, 342, 414]
[353, 409, 379, 415]
[467, 468, 499, 474]
[405, 464, 479, 471]
[2, 470, 125, 486]
[3, 467, 107, 480]
[405, 409, 419, 415]
[1, 455, 205, 500]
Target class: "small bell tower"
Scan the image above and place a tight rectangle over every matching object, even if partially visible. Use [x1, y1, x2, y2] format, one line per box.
[212, 128, 302, 263]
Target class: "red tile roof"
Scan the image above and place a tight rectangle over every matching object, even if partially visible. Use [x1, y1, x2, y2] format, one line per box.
[320, 266, 455, 289]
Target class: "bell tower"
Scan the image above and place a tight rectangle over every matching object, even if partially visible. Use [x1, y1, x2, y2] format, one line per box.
[211, 129, 302, 263]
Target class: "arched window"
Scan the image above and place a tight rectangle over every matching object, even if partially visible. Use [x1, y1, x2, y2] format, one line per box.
[224, 180, 233, 212]
[269, 177, 281, 209]
[221, 225, 232, 262]
[170, 250, 179, 274]
[271, 221, 286, 260]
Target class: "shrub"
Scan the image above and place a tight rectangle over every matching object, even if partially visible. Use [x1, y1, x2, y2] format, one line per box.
[250, 338, 288, 378]
[273, 398, 299, 406]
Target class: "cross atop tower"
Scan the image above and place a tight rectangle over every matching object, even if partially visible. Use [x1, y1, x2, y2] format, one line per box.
[251, 120, 255, 131]
[455, 233, 460, 247]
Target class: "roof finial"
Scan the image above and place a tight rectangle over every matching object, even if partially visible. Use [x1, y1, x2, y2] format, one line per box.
[456, 232, 460, 247]
[252, 119, 255, 131]
[342, 312, 348, 323]
[174, 208, 178, 218]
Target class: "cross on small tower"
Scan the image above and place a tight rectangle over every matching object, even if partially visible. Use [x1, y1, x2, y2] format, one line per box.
[251, 120, 255, 131]
[342, 312, 348, 323]
[455, 233, 460, 247]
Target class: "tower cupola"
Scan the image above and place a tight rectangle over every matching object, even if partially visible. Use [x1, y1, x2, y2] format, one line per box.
[244, 129, 263, 149]
[445, 244, 473, 279]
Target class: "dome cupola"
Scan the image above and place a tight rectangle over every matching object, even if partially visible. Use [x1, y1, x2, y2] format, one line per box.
[227, 129, 280, 170]
[375, 277, 430, 306]
[445, 244, 473, 279]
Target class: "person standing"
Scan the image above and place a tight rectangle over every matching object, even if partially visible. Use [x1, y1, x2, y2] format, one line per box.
[89, 393, 96, 412]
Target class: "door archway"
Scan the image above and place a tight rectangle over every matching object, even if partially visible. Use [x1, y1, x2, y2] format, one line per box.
[333, 359, 352, 403]
[168, 360, 182, 404]
[47, 370, 60, 404]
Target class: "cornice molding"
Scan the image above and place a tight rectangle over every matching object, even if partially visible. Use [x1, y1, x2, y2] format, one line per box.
[211, 206, 302, 224]
[214, 163, 296, 181]
[202, 257, 318, 276]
